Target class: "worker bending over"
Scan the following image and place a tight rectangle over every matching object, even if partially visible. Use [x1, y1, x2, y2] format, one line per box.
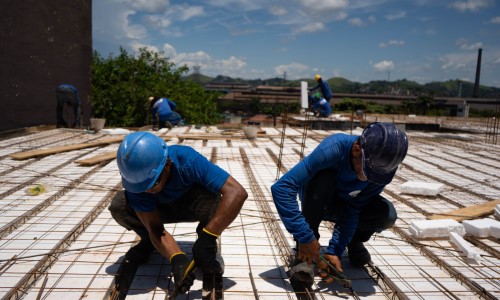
[271, 122, 408, 286]
[109, 132, 247, 293]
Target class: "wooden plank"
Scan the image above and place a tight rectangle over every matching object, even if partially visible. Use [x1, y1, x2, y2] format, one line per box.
[73, 135, 171, 166]
[10, 137, 124, 160]
[428, 200, 500, 221]
[74, 151, 117, 166]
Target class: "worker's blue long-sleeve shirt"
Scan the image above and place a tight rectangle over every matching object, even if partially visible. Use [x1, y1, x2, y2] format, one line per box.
[271, 133, 385, 256]
[309, 80, 332, 100]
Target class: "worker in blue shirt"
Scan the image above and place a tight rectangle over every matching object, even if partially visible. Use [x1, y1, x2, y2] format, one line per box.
[309, 92, 332, 117]
[271, 122, 408, 286]
[149, 96, 182, 129]
[109, 132, 247, 294]
[56, 84, 81, 128]
[309, 74, 332, 102]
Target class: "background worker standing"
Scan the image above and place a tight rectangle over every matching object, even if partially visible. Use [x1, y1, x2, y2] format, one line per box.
[271, 122, 408, 286]
[109, 132, 248, 294]
[55, 83, 81, 128]
[309, 74, 332, 102]
[149, 96, 182, 129]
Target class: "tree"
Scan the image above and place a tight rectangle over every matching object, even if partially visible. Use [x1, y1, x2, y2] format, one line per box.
[91, 47, 221, 127]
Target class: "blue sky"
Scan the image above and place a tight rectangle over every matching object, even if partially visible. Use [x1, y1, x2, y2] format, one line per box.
[93, 0, 500, 88]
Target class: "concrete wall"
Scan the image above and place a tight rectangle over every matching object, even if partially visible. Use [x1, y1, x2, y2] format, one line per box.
[0, 0, 92, 132]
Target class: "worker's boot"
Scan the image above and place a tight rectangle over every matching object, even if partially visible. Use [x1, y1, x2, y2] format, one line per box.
[125, 238, 154, 265]
[347, 241, 371, 267]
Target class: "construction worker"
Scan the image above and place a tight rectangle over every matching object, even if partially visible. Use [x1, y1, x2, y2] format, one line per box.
[149, 96, 182, 129]
[271, 122, 408, 286]
[309, 92, 332, 118]
[109, 131, 247, 294]
[55, 83, 81, 128]
[309, 74, 332, 102]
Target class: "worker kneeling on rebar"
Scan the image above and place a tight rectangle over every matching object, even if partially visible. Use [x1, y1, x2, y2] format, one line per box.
[271, 122, 408, 286]
[109, 132, 247, 295]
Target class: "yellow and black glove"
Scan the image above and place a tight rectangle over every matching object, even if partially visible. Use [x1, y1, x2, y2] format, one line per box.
[192, 228, 218, 272]
[170, 252, 195, 294]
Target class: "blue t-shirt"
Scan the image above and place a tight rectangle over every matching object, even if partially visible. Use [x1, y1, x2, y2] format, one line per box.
[271, 133, 385, 256]
[126, 145, 230, 212]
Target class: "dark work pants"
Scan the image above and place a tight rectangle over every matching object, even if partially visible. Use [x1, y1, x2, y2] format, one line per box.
[108, 184, 221, 242]
[56, 89, 81, 128]
[301, 169, 397, 244]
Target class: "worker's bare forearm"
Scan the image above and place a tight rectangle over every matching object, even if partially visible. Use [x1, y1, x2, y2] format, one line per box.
[136, 210, 182, 261]
[150, 228, 182, 260]
[205, 177, 247, 235]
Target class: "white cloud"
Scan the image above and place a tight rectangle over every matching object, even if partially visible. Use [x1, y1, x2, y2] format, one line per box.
[385, 11, 406, 20]
[348, 18, 365, 27]
[145, 15, 172, 29]
[373, 60, 395, 72]
[456, 39, 483, 50]
[379, 40, 405, 48]
[298, 0, 349, 12]
[274, 62, 310, 78]
[449, 0, 494, 12]
[292, 22, 326, 34]
[440, 52, 476, 70]
[167, 5, 205, 21]
[123, 0, 171, 12]
[269, 6, 287, 16]
[490, 16, 500, 24]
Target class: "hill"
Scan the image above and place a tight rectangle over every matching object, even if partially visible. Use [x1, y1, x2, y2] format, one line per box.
[184, 74, 500, 98]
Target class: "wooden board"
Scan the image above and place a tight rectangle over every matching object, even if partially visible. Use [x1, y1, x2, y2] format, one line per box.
[74, 151, 117, 166]
[10, 136, 124, 160]
[428, 200, 500, 221]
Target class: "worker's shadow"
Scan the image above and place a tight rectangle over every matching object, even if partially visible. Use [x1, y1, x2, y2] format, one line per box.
[105, 241, 236, 298]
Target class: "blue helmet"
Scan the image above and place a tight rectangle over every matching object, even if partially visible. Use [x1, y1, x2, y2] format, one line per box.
[360, 122, 408, 185]
[116, 132, 168, 193]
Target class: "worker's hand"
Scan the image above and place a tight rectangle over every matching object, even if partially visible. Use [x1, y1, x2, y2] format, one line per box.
[192, 228, 218, 271]
[170, 252, 195, 293]
[298, 239, 321, 265]
[318, 254, 343, 284]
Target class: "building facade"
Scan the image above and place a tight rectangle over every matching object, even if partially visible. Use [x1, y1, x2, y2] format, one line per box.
[0, 0, 92, 132]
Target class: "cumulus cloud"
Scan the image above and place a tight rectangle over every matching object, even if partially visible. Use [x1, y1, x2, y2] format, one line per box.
[274, 62, 310, 78]
[449, 0, 494, 12]
[167, 4, 205, 21]
[379, 40, 405, 48]
[373, 60, 395, 72]
[149, 44, 248, 77]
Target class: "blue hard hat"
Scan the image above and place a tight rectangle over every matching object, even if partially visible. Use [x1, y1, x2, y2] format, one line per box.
[116, 132, 168, 193]
[360, 122, 408, 185]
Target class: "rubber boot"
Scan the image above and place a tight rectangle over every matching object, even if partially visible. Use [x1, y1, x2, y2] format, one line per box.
[347, 241, 371, 267]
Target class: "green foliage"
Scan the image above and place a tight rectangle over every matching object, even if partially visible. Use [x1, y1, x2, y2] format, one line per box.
[333, 98, 366, 112]
[91, 47, 221, 127]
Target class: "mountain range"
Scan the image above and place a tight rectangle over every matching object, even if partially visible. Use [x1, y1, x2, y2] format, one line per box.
[187, 74, 500, 99]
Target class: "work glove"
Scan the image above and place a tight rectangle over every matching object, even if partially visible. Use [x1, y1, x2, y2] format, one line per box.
[170, 252, 195, 294]
[192, 228, 218, 272]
